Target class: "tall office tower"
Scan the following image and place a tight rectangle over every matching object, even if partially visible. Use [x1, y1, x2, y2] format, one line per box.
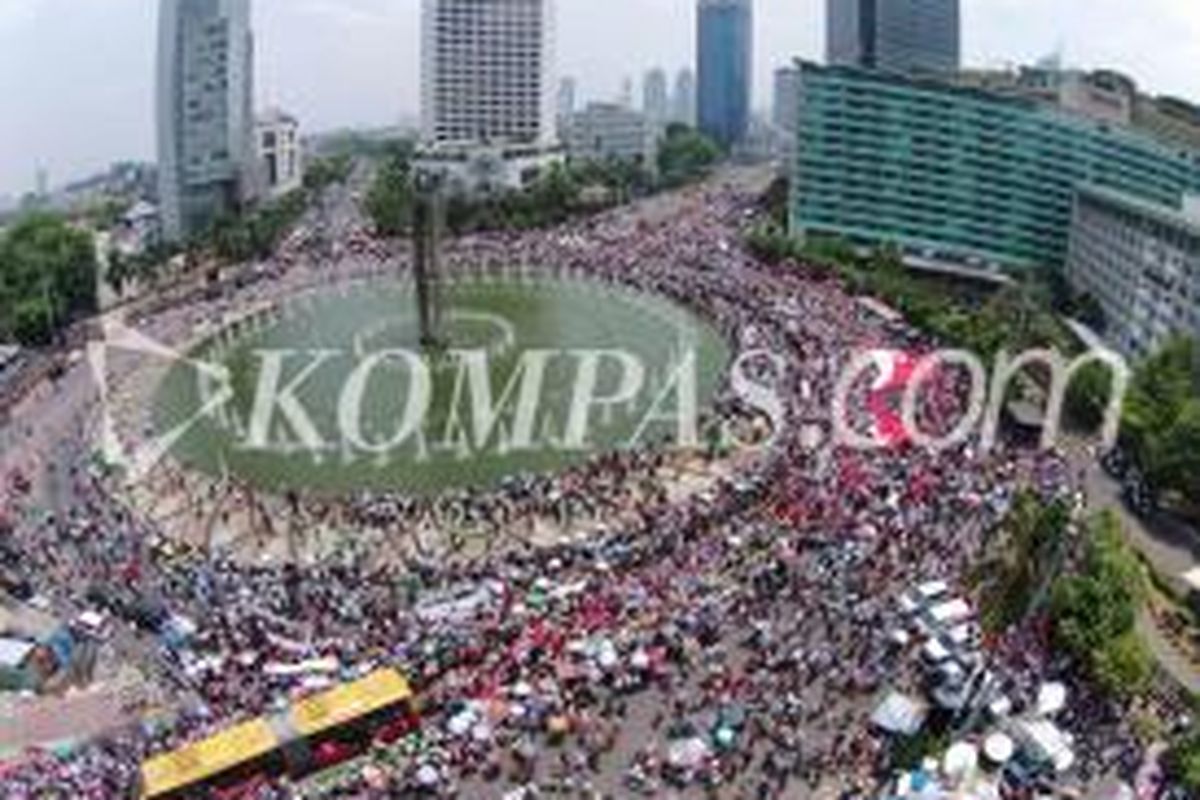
[421, 0, 556, 147]
[642, 68, 670, 127]
[697, 0, 752, 149]
[773, 65, 800, 132]
[557, 76, 577, 121]
[156, 0, 255, 242]
[826, 0, 959, 74]
[672, 68, 697, 126]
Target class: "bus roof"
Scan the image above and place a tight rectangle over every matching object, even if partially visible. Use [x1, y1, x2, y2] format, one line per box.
[141, 718, 278, 799]
[288, 668, 413, 738]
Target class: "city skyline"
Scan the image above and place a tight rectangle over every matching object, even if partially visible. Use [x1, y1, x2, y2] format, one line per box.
[3, 0, 1200, 196]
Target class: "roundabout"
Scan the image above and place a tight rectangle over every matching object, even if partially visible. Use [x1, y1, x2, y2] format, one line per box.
[151, 273, 731, 494]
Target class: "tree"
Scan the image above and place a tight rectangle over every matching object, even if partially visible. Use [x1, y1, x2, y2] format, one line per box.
[0, 213, 98, 344]
[977, 491, 1071, 633]
[1091, 631, 1152, 699]
[1166, 727, 1200, 794]
[302, 154, 354, 192]
[658, 125, 720, 187]
[364, 151, 413, 237]
[1051, 511, 1150, 699]
[1122, 337, 1200, 506]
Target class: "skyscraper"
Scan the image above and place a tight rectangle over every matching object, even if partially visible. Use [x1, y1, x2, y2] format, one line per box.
[156, 0, 255, 242]
[421, 0, 556, 147]
[642, 68, 670, 128]
[557, 77, 577, 122]
[672, 68, 697, 127]
[826, 0, 960, 74]
[772, 66, 800, 133]
[696, 0, 752, 149]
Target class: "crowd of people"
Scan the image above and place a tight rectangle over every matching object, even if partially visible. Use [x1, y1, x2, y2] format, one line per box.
[0, 172, 1167, 798]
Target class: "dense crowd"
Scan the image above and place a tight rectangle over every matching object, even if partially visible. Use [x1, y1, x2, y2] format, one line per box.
[0, 175, 1162, 798]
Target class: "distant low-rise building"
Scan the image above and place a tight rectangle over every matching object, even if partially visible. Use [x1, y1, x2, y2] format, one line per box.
[1066, 185, 1200, 358]
[954, 65, 1200, 152]
[255, 109, 303, 199]
[564, 103, 658, 169]
[114, 201, 161, 255]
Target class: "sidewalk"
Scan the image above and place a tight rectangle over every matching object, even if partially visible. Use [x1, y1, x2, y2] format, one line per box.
[1079, 450, 1200, 598]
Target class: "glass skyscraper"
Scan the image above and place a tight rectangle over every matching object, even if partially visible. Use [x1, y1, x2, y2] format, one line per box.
[790, 62, 1200, 271]
[826, 0, 959, 75]
[156, 0, 255, 242]
[696, 0, 752, 149]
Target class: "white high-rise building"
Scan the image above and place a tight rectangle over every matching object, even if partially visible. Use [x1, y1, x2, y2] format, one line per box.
[421, 0, 556, 146]
[672, 68, 697, 127]
[419, 0, 561, 192]
[156, 0, 255, 242]
[557, 77, 577, 122]
[255, 109, 303, 199]
[642, 68, 670, 128]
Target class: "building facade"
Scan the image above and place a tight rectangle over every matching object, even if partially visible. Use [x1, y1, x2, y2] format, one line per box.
[696, 0, 752, 149]
[156, 0, 255, 242]
[772, 66, 800, 133]
[421, 0, 556, 147]
[564, 103, 658, 168]
[790, 63, 1200, 271]
[556, 77, 577, 125]
[642, 68, 670, 129]
[1067, 185, 1200, 357]
[956, 64, 1200, 153]
[255, 109, 302, 199]
[672, 68, 697, 127]
[826, 0, 959, 75]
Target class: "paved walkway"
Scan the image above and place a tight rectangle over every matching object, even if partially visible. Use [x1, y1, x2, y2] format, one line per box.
[1077, 445, 1200, 597]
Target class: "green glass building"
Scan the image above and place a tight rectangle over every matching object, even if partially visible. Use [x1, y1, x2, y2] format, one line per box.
[789, 61, 1200, 271]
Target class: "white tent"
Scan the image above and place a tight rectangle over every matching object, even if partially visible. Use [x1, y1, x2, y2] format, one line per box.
[1035, 682, 1067, 717]
[916, 580, 950, 601]
[1013, 719, 1076, 774]
[870, 692, 929, 736]
[928, 598, 973, 626]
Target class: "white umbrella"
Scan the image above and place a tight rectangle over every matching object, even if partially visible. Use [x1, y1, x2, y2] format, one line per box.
[982, 733, 1015, 765]
[942, 742, 979, 782]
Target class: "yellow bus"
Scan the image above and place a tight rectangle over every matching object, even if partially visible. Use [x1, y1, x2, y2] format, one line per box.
[140, 668, 416, 799]
[140, 718, 281, 800]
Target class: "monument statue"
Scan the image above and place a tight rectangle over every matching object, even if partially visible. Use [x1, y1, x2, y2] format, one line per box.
[412, 170, 445, 347]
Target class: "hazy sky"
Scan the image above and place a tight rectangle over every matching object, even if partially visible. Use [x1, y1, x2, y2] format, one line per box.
[2, 0, 1200, 196]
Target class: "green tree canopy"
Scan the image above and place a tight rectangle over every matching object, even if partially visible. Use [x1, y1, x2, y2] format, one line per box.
[364, 148, 414, 237]
[0, 213, 99, 344]
[1051, 510, 1151, 698]
[1122, 336, 1200, 505]
[658, 125, 720, 188]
